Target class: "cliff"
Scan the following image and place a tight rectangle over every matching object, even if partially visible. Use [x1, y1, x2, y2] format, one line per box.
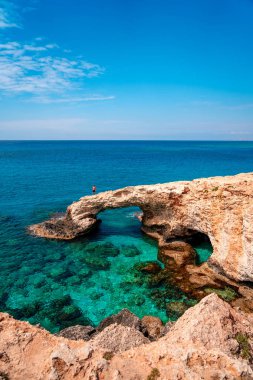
[29, 172, 253, 282]
[0, 294, 252, 380]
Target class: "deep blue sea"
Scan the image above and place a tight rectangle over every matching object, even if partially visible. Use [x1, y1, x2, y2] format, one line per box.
[0, 140, 253, 332]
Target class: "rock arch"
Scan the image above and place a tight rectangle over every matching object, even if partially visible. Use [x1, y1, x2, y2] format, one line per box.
[29, 173, 253, 282]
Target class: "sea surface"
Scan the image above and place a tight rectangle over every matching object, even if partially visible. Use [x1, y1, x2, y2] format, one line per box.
[0, 140, 253, 332]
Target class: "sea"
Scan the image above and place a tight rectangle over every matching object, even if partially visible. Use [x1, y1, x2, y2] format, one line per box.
[0, 140, 253, 332]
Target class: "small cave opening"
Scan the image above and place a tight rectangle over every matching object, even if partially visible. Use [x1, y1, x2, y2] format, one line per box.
[166, 229, 213, 265]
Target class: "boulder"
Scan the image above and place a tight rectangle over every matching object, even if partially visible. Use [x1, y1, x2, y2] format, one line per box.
[97, 309, 140, 332]
[91, 323, 148, 353]
[58, 325, 96, 341]
[141, 316, 164, 340]
[159, 241, 196, 268]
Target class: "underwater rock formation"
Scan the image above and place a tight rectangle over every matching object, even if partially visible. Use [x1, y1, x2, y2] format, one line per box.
[1, 294, 253, 379]
[29, 173, 253, 282]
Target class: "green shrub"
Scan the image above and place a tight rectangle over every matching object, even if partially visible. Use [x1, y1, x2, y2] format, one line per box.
[235, 333, 252, 361]
[204, 286, 238, 302]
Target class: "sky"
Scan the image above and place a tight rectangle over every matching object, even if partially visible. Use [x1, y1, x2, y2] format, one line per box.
[0, 0, 253, 140]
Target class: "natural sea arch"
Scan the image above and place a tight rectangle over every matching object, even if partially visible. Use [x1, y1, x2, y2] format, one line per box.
[29, 173, 253, 282]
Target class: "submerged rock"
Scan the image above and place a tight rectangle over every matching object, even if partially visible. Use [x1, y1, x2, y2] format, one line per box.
[89, 291, 104, 301]
[97, 308, 141, 332]
[78, 268, 91, 278]
[85, 242, 120, 257]
[139, 261, 162, 274]
[133, 294, 145, 306]
[10, 301, 42, 320]
[50, 267, 71, 280]
[121, 244, 141, 257]
[145, 269, 170, 288]
[49, 295, 72, 309]
[58, 305, 82, 322]
[81, 255, 111, 270]
[58, 325, 96, 341]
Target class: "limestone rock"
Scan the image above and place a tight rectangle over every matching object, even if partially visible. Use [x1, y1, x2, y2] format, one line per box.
[103, 294, 253, 379]
[29, 172, 253, 281]
[58, 325, 96, 341]
[97, 308, 141, 332]
[163, 320, 175, 335]
[141, 316, 164, 340]
[1, 294, 253, 379]
[91, 323, 149, 353]
[158, 240, 196, 267]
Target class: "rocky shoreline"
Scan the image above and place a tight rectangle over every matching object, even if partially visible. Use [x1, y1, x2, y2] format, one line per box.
[1, 293, 253, 379]
[57, 308, 172, 343]
[2, 173, 253, 379]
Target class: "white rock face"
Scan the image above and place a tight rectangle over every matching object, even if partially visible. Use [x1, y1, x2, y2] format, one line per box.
[30, 172, 253, 281]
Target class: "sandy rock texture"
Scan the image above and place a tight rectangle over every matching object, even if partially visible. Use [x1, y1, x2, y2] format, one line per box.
[29, 173, 253, 281]
[0, 294, 253, 380]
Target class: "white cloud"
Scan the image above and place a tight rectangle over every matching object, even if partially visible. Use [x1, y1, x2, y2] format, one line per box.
[32, 95, 115, 104]
[0, 2, 19, 29]
[0, 2, 112, 103]
[0, 40, 105, 96]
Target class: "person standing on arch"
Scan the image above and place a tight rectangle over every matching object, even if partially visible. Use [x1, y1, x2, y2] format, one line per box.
[92, 185, 96, 194]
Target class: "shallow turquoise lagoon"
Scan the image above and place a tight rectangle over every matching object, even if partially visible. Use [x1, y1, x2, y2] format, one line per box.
[1, 141, 252, 332]
[1, 207, 211, 332]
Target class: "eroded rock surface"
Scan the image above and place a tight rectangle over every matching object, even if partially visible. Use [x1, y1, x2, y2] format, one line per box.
[29, 173, 253, 281]
[58, 325, 96, 341]
[158, 240, 197, 267]
[141, 315, 165, 340]
[97, 308, 141, 332]
[91, 323, 149, 353]
[1, 294, 253, 379]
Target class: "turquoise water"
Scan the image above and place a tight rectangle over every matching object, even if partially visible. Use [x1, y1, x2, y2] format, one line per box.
[1, 141, 253, 331]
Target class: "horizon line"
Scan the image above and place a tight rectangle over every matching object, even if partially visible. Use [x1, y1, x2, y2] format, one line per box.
[0, 139, 253, 142]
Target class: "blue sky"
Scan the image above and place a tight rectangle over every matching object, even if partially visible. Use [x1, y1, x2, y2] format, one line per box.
[0, 0, 253, 139]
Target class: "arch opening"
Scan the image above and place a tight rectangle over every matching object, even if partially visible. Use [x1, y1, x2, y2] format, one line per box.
[96, 206, 144, 239]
